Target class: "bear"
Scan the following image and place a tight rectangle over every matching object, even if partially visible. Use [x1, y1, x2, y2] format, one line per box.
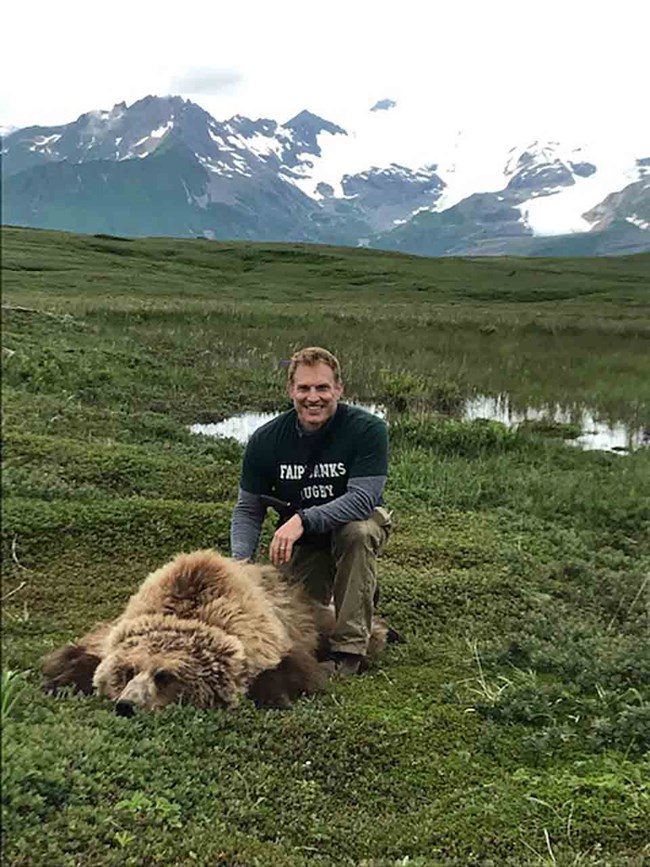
[42, 549, 389, 714]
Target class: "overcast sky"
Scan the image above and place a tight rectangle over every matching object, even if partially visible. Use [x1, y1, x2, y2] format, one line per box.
[2, 0, 648, 152]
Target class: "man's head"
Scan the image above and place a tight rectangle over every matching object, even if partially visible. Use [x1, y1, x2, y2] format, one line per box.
[287, 347, 344, 432]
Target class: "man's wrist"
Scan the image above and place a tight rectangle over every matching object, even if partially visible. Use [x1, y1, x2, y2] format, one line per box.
[296, 509, 308, 530]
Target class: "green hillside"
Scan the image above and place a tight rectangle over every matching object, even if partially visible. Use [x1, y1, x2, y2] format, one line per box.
[2, 228, 649, 865]
[2, 144, 271, 239]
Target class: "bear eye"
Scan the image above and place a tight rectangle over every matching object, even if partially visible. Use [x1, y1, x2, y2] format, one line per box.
[154, 670, 176, 687]
[121, 666, 135, 683]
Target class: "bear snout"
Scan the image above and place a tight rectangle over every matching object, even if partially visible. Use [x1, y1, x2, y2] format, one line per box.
[114, 670, 159, 712]
[115, 700, 137, 718]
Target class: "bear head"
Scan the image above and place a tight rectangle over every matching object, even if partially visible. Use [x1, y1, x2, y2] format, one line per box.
[93, 614, 247, 715]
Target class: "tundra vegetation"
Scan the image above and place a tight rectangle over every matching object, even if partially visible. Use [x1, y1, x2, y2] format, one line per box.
[1, 227, 649, 866]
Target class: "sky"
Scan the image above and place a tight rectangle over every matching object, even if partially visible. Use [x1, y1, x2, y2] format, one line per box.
[2, 0, 648, 156]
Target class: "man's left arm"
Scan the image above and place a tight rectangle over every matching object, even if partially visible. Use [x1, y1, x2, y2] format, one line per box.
[299, 418, 388, 534]
[298, 476, 386, 533]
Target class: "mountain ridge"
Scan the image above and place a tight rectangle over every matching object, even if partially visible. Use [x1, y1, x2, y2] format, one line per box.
[2, 95, 648, 256]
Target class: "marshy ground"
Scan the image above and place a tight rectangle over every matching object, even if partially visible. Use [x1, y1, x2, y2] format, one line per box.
[2, 228, 649, 865]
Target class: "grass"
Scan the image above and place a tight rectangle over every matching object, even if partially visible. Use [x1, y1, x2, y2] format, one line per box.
[1, 670, 28, 725]
[1, 227, 649, 865]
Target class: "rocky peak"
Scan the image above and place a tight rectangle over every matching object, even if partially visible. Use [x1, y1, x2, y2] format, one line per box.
[284, 110, 346, 144]
[504, 142, 597, 199]
[225, 115, 278, 138]
[370, 99, 397, 112]
[569, 161, 597, 178]
[269, 110, 347, 172]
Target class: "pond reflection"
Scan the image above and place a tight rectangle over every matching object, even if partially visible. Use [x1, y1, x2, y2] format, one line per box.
[464, 395, 647, 453]
[190, 404, 385, 443]
[190, 398, 646, 453]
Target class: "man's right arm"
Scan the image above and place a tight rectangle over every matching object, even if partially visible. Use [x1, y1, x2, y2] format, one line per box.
[230, 488, 267, 561]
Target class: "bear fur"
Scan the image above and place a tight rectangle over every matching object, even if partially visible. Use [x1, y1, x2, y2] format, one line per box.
[42, 549, 388, 713]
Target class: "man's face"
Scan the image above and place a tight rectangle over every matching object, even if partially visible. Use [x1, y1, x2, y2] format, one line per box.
[289, 362, 343, 432]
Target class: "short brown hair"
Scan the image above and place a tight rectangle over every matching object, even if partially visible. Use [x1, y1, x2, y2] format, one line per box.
[287, 347, 342, 384]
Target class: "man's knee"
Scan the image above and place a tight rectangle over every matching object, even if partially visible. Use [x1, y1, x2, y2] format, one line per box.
[335, 518, 383, 551]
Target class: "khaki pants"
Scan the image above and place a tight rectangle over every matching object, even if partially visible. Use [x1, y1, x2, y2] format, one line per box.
[287, 507, 391, 655]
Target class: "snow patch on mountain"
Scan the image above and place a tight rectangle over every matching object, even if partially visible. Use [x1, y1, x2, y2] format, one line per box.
[422, 133, 515, 212]
[28, 133, 62, 154]
[517, 150, 642, 235]
[242, 132, 285, 159]
[33, 133, 61, 147]
[150, 122, 173, 138]
[90, 106, 126, 122]
[626, 214, 650, 231]
[503, 142, 589, 182]
[281, 130, 353, 198]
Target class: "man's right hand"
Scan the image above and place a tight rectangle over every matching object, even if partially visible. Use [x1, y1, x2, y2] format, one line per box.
[269, 513, 304, 567]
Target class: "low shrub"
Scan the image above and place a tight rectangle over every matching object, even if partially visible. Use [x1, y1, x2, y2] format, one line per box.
[390, 415, 523, 456]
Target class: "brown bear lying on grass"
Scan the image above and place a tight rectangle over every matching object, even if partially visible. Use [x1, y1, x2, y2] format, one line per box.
[42, 549, 388, 714]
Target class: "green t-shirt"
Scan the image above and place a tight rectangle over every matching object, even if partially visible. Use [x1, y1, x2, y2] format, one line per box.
[240, 403, 388, 509]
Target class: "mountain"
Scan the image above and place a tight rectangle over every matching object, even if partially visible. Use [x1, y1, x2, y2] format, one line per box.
[1, 97, 372, 244]
[372, 145, 650, 256]
[2, 95, 648, 255]
[583, 174, 650, 232]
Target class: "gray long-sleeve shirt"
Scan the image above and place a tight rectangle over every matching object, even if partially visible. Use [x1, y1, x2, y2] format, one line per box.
[230, 475, 386, 561]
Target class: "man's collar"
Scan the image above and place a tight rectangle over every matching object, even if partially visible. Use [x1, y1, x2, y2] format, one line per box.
[294, 404, 343, 438]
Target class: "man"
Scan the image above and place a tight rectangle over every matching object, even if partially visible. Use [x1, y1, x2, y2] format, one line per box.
[230, 346, 391, 676]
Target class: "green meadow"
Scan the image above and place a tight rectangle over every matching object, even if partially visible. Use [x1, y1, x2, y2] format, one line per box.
[2, 227, 649, 866]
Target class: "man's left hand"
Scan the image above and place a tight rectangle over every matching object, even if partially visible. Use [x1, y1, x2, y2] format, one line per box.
[270, 513, 304, 567]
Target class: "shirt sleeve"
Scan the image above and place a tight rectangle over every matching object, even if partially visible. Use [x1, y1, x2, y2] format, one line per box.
[230, 488, 267, 560]
[300, 475, 387, 534]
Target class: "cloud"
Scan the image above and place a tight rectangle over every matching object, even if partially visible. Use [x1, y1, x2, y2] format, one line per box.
[170, 67, 243, 95]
